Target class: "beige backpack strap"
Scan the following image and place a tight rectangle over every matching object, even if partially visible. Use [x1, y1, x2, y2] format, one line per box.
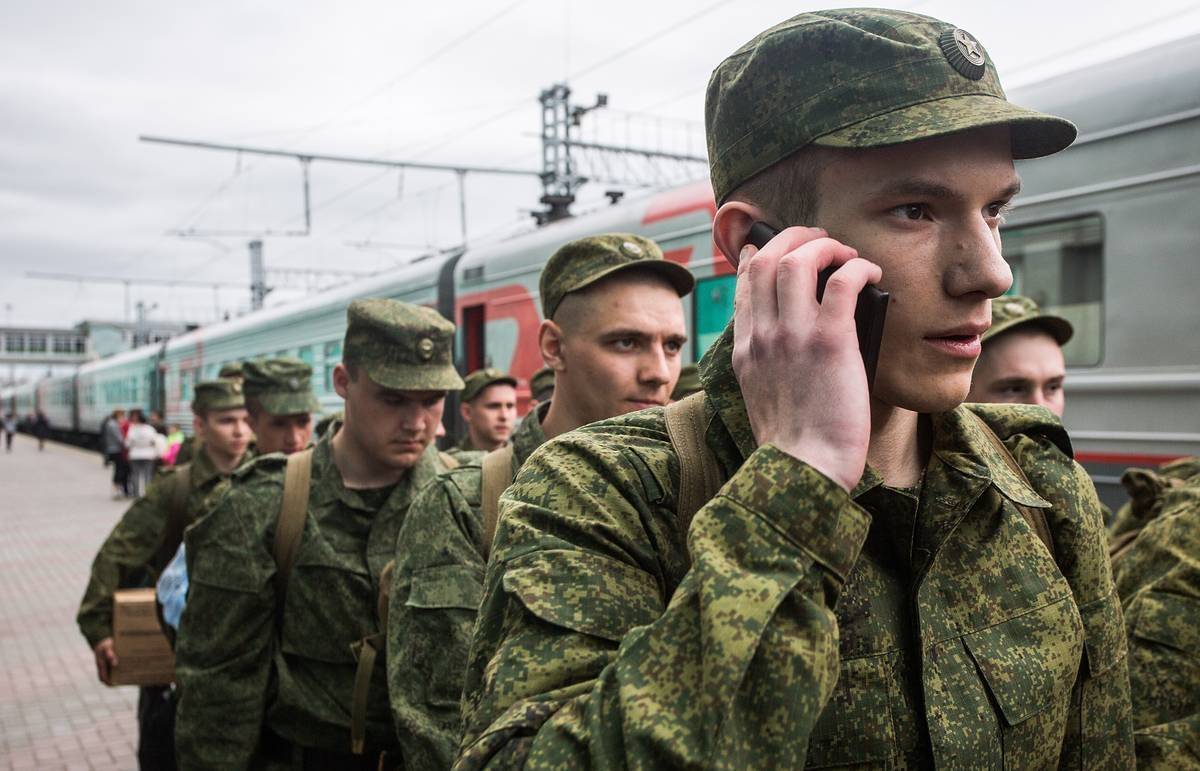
[156, 464, 192, 568]
[439, 451, 460, 470]
[970, 412, 1056, 560]
[272, 448, 314, 609]
[349, 632, 384, 754]
[664, 392, 724, 539]
[481, 445, 517, 560]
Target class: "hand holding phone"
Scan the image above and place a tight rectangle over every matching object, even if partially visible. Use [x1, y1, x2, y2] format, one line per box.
[746, 222, 888, 389]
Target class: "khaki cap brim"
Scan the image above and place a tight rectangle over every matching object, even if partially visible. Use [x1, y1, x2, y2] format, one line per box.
[814, 94, 1077, 160]
[255, 392, 322, 416]
[564, 259, 695, 302]
[363, 364, 465, 392]
[984, 314, 1074, 346]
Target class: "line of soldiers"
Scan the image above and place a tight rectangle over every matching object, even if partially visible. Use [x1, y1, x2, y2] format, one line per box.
[76, 7, 1197, 769]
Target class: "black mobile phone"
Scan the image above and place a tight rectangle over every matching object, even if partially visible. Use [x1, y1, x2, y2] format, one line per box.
[745, 222, 888, 389]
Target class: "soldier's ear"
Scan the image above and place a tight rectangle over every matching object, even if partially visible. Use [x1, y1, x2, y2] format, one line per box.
[713, 200, 764, 269]
[538, 319, 566, 372]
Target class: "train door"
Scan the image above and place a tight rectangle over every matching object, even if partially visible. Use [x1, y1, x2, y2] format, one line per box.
[445, 302, 486, 444]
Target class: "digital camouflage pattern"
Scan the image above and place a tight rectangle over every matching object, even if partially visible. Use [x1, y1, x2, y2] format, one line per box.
[983, 294, 1074, 345]
[456, 321, 1132, 769]
[314, 411, 343, 440]
[539, 233, 694, 319]
[77, 448, 233, 647]
[461, 368, 517, 403]
[529, 367, 555, 403]
[1110, 459, 1200, 767]
[174, 429, 456, 768]
[670, 363, 701, 401]
[192, 379, 245, 414]
[242, 356, 321, 416]
[704, 9, 1077, 203]
[388, 402, 549, 768]
[343, 298, 465, 392]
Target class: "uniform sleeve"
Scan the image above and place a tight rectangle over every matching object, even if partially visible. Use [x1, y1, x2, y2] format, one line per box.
[174, 482, 278, 771]
[456, 434, 870, 770]
[388, 469, 486, 770]
[1008, 433, 1135, 769]
[76, 474, 174, 647]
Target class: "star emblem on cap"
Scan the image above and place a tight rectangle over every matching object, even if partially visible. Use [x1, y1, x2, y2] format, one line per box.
[287, 377, 299, 390]
[417, 338, 435, 361]
[231, 382, 242, 394]
[953, 29, 985, 65]
[1004, 301, 1025, 316]
[621, 240, 644, 257]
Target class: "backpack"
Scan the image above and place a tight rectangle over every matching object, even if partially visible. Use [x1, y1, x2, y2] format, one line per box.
[480, 445, 517, 560]
[662, 392, 1056, 565]
[271, 447, 459, 755]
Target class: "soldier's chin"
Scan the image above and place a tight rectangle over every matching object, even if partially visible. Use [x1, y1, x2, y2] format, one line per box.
[876, 375, 971, 414]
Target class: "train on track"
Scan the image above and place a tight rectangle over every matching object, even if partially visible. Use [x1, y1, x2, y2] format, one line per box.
[4, 36, 1199, 508]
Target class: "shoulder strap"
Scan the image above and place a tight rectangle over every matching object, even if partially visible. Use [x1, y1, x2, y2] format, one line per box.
[664, 392, 724, 542]
[272, 448, 314, 608]
[156, 464, 192, 568]
[439, 451, 460, 470]
[969, 412, 1057, 560]
[480, 444, 517, 559]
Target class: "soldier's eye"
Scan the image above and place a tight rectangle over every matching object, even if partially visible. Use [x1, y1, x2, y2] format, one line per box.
[890, 203, 927, 221]
[986, 201, 1012, 222]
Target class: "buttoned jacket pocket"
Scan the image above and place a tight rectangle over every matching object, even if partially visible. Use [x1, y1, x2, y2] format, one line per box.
[403, 563, 485, 708]
[281, 542, 374, 664]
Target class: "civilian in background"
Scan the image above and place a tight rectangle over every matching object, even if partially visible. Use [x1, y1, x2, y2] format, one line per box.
[3, 412, 16, 452]
[101, 409, 127, 498]
[125, 409, 164, 497]
[33, 410, 50, 451]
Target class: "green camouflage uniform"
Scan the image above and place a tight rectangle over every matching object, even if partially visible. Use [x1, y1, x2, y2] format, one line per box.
[77, 379, 247, 646]
[388, 402, 548, 768]
[174, 299, 465, 770]
[670, 364, 701, 402]
[1110, 458, 1200, 767]
[457, 324, 1133, 768]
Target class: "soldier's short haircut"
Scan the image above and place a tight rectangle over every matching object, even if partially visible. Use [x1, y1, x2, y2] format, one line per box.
[553, 268, 678, 332]
[728, 145, 830, 227]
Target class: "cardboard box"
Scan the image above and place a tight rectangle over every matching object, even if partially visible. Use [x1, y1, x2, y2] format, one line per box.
[111, 588, 175, 686]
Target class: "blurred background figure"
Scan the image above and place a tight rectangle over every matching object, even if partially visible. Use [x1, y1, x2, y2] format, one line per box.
[455, 368, 518, 453]
[100, 409, 128, 497]
[33, 410, 50, 451]
[3, 411, 16, 452]
[163, 423, 185, 465]
[968, 295, 1073, 417]
[527, 366, 555, 412]
[670, 363, 701, 402]
[124, 409, 164, 497]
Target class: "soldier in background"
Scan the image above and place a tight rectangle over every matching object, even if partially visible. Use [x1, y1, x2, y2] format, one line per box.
[527, 366, 555, 411]
[77, 380, 250, 771]
[157, 357, 320, 641]
[670, 363, 701, 402]
[387, 233, 692, 767]
[1108, 458, 1200, 765]
[453, 368, 517, 453]
[457, 9, 1132, 768]
[967, 294, 1072, 416]
[174, 362, 245, 466]
[175, 299, 463, 770]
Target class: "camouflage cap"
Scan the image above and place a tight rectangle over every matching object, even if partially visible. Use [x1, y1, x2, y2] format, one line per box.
[218, 361, 243, 379]
[670, 363, 701, 402]
[984, 295, 1074, 345]
[529, 366, 555, 402]
[192, 379, 244, 415]
[461, 368, 517, 403]
[540, 233, 695, 319]
[343, 298, 465, 391]
[705, 9, 1078, 204]
[242, 357, 321, 416]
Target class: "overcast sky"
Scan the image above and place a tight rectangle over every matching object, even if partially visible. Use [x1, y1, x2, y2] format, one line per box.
[4, 0, 1200, 334]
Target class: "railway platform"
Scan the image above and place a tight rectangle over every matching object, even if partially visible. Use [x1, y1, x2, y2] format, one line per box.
[0, 435, 137, 770]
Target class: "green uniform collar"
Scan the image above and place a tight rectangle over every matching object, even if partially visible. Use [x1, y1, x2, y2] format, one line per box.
[697, 319, 1052, 507]
[307, 429, 442, 515]
[511, 401, 550, 469]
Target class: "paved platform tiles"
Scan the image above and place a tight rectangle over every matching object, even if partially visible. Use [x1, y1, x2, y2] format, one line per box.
[1, 435, 138, 770]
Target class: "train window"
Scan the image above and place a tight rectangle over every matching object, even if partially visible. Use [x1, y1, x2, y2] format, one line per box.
[1001, 215, 1103, 366]
[29, 334, 47, 353]
[324, 341, 341, 393]
[693, 275, 736, 360]
[297, 346, 313, 365]
[6, 334, 25, 353]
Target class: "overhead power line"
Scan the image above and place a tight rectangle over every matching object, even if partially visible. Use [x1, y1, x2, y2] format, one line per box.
[568, 0, 728, 80]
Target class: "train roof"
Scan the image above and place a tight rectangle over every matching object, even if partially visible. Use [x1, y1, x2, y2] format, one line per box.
[1010, 33, 1200, 135]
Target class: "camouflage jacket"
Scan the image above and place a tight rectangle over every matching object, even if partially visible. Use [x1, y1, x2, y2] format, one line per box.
[77, 446, 231, 647]
[456, 324, 1133, 770]
[1110, 460, 1200, 767]
[174, 432, 452, 769]
[387, 403, 547, 769]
